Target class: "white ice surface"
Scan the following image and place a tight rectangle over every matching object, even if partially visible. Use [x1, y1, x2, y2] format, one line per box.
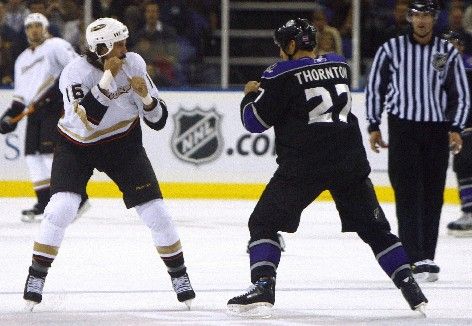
[0, 198, 471, 325]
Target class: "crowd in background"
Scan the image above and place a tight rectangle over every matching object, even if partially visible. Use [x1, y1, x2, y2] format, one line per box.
[1, 0, 472, 87]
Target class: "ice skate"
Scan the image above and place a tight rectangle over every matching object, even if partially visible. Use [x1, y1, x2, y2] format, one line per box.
[447, 213, 472, 237]
[21, 204, 45, 223]
[23, 267, 47, 312]
[399, 275, 428, 315]
[171, 273, 195, 309]
[412, 260, 440, 282]
[227, 277, 275, 317]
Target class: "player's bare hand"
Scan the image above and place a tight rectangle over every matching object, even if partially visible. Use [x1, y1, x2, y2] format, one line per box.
[128, 76, 148, 97]
[244, 81, 260, 95]
[449, 131, 463, 155]
[104, 57, 123, 76]
[369, 131, 388, 153]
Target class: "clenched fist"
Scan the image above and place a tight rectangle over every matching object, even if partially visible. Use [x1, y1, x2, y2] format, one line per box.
[104, 57, 123, 76]
[128, 76, 148, 98]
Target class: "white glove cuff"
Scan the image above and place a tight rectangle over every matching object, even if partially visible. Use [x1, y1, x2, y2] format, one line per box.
[140, 93, 153, 106]
[98, 70, 113, 90]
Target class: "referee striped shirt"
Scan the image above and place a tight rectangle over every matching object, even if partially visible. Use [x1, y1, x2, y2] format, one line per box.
[366, 33, 470, 132]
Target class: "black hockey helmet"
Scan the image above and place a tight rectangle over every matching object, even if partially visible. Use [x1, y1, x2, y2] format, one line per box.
[408, 0, 439, 20]
[442, 30, 464, 47]
[274, 18, 317, 52]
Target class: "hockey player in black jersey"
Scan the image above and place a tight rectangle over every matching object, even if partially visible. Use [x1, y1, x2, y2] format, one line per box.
[227, 18, 428, 316]
[442, 31, 472, 237]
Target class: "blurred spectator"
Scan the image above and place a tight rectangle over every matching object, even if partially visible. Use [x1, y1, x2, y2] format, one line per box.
[317, 30, 337, 55]
[384, 0, 410, 42]
[44, 0, 66, 33]
[122, 3, 143, 48]
[92, 0, 130, 21]
[62, 0, 85, 52]
[132, 1, 181, 86]
[3, 0, 28, 34]
[0, 1, 16, 84]
[446, 4, 472, 54]
[312, 10, 343, 55]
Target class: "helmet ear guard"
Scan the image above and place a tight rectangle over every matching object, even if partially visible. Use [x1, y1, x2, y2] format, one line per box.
[86, 17, 129, 57]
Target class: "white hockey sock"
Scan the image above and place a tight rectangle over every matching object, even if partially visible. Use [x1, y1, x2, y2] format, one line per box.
[36, 192, 81, 247]
[135, 199, 180, 247]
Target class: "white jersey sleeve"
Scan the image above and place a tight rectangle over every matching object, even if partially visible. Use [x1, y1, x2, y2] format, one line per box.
[57, 53, 166, 144]
[12, 37, 78, 107]
[123, 52, 163, 124]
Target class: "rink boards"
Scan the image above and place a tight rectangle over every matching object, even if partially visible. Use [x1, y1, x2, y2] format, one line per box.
[0, 89, 459, 202]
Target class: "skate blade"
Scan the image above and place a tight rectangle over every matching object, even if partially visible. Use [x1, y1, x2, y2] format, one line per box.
[24, 300, 38, 312]
[414, 302, 427, 317]
[184, 299, 193, 310]
[227, 302, 273, 318]
[448, 229, 472, 237]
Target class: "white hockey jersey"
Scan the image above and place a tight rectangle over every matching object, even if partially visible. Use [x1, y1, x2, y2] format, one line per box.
[58, 52, 163, 144]
[13, 37, 78, 106]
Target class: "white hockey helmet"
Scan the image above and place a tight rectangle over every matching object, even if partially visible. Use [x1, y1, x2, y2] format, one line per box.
[86, 17, 129, 57]
[24, 12, 49, 29]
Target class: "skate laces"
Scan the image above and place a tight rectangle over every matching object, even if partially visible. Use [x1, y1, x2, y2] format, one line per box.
[172, 274, 192, 294]
[237, 279, 271, 298]
[26, 275, 45, 294]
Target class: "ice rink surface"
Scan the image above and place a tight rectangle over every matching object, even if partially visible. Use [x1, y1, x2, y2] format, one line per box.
[0, 198, 471, 325]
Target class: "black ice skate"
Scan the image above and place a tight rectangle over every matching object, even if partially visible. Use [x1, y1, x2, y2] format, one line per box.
[447, 213, 472, 237]
[227, 277, 275, 316]
[23, 266, 47, 311]
[171, 273, 195, 309]
[399, 275, 428, 315]
[21, 203, 45, 223]
[412, 259, 440, 282]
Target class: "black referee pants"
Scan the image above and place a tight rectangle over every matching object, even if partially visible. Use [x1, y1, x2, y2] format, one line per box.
[387, 115, 449, 263]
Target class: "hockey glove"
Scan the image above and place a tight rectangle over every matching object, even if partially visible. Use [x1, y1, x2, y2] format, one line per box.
[0, 102, 25, 134]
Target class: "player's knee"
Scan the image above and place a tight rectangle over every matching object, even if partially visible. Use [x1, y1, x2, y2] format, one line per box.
[135, 198, 173, 232]
[43, 192, 81, 228]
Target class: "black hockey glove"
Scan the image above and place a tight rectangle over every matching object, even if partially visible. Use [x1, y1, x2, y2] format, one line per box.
[0, 111, 18, 134]
[0, 102, 25, 134]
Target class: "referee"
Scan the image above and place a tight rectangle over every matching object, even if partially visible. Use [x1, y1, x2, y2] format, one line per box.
[365, 0, 470, 282]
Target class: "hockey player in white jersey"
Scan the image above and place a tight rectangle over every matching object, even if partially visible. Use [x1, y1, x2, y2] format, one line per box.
[0, 13, 89, 222]
[22, 17, 195, 311]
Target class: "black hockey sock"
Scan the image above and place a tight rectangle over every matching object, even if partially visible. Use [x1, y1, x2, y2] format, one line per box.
[157, 241, 187, 278]
[162, 252, 187, 278]
[248, 238, 281, 283]
[31, 260, 49, 273]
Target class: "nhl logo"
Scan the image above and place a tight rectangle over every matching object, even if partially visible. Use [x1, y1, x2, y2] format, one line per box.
[432, 53, 448, 71]
[171, 107, 223, 165]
